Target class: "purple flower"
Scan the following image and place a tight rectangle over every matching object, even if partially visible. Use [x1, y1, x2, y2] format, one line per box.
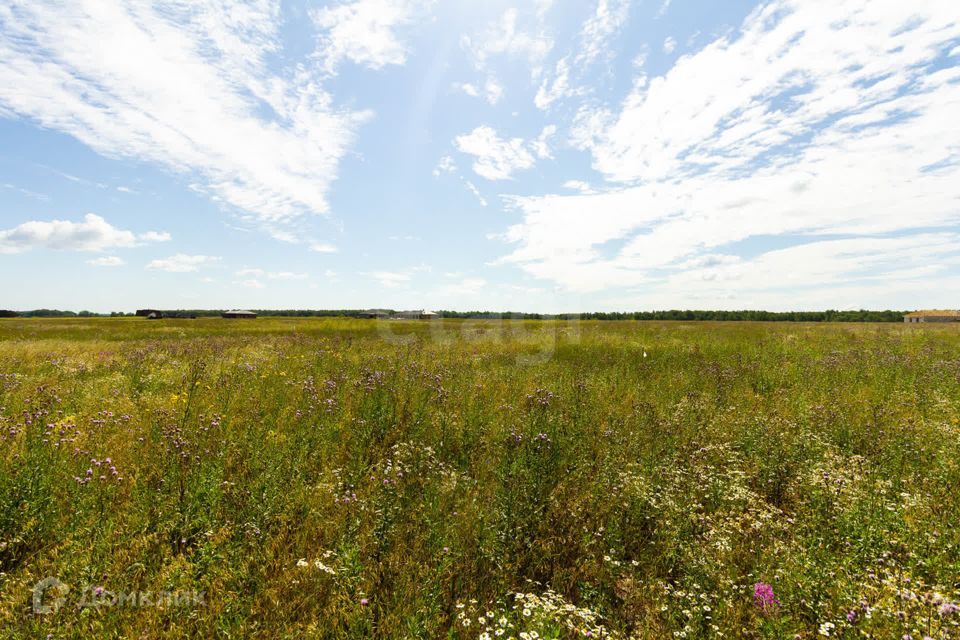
[360, 597, 369, 606]
[753, 582, 780, 612]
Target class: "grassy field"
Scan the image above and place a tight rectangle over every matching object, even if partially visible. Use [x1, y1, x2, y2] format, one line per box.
[0, 317, 958, 638]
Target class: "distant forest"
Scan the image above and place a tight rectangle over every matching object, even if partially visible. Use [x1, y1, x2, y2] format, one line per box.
[2, 309, 910, 322]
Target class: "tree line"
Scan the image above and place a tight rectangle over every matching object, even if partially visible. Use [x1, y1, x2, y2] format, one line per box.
[3, 308, 909, 322]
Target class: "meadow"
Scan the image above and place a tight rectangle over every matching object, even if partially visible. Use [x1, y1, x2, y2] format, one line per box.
[0, 317, 958, 639]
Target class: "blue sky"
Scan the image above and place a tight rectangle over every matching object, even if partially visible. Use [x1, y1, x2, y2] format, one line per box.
[1, 0, 959, 312]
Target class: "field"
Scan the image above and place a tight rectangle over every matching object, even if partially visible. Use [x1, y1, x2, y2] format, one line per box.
[1, 317, 958, 639]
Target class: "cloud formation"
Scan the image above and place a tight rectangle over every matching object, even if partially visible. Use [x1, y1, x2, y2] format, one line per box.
[0, 214, 169, 254]
[454, 126, 537, 180]
[313, 0, 430, 73]
[499, 0, 960, 305]
[0, 1, 369, 224]
[86, 256, 125, 267]
[147, 254, 221, 273]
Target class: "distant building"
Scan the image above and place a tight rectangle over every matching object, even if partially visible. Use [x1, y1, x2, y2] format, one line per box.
[222, 310, 257, 319]
[358, 310, 390, 319]
[136, 309, 162, 317]
[394, 309, 439, 320]
[0, 310, 18, 318]
[146, 312, 163, 320]
[903, 310, 960, 323]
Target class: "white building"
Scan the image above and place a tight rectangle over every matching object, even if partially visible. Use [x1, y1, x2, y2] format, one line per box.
[394, 309, 438, 320]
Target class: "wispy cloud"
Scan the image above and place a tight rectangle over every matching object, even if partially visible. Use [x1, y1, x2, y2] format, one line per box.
[451, 77, 504, 105]
[0, 213, 169, 254]
[432, 155, 457, 177]
[369, 270, 412, 288]
[576, 0, 631, 66]
[499, 0, 960, 300]
[0, 1, 371, 225]
[86, 256, 125, 267]
[464, 180, 488, 207]
[461, 8, 553, 77]
[236, 268, 308, 280]
[147, 254, 221, 273]
[312, 0, 431, 74]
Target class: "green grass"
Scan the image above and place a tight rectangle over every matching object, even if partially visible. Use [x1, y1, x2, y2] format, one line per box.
[0, 317, 958, 638]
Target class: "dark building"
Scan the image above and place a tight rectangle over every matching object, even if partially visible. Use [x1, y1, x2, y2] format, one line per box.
[136, 309, 162, 317]
[0, 310, 18, 318]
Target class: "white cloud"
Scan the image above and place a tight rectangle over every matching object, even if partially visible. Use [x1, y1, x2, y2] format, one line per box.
[632, 45, 650, 69]
[0, 213, 168, 254]
[147, 254, 221, 273]
[562, 180, 594, 194]
[370, 270, 411, 287]
[268, 271, 308, 280]
[576, 0, 631, 66]
[310, 243, 339, 253]
[237, 267, 308, 280]
[454, 125, 536, 180]
[462, 8, 553, 76]
[0, 1, 370, 224]
[637, 234, 960, 310]
[535, 58, 575, 110]
[86, 256, 125, 267]
[464, 180, 488, 207]
[312, 0, 428, 73]
[452, 82, 481, 98]
[498, 0, 960, 300]
[534, 0, 630, 111]
[436, 277, 487, 296]
[483, 77, 504, 105]
[656, 0, 673, 18]
[531, 125, 558, 160]
[662, 36, 677, 54]
[236, 279, 265, 289]
[139, 231, 172, 243]
[452, 76, 504, 105]
[433, 155, 457, 177]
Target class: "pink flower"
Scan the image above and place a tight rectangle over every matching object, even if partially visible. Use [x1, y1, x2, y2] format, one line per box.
[753, 582, 780, 612]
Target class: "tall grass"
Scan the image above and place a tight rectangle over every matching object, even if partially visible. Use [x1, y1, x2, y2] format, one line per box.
[0, 318, 958, 638]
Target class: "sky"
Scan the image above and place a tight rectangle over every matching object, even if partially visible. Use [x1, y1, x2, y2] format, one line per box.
[1, 0, 959, 313]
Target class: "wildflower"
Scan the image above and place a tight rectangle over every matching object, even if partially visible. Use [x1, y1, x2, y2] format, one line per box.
[753, 582, 779, 612]
[296, 558, 308, 568]
[360, 597, 369, 606]
[818, 621, 835, 636]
